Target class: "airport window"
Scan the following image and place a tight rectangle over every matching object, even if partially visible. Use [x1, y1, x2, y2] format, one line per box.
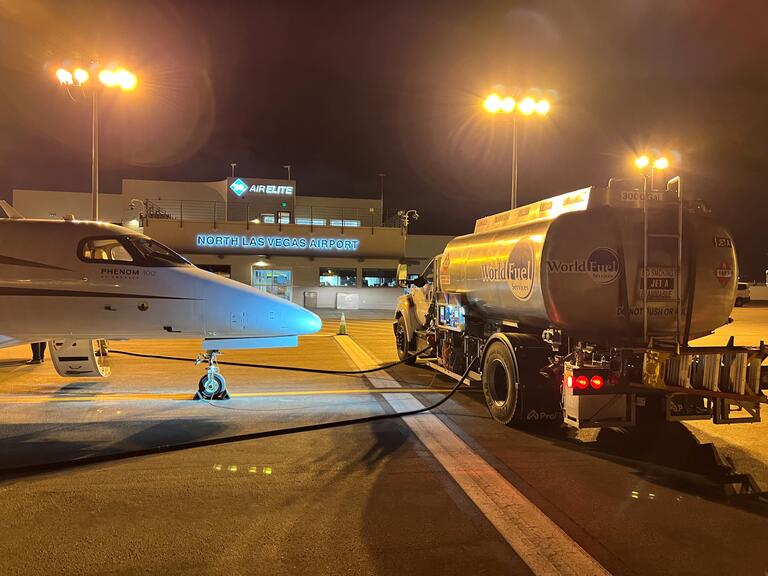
[329, 219, 361, 227]
[261, 213, 276, 224]
[80, 238, 134, 263]
[319, 268, 357, 287]
[278, 211, 291, 224]
[295, 217, 327, 226]
[253, 269, 293, 301]
[362, 268, 397, 287]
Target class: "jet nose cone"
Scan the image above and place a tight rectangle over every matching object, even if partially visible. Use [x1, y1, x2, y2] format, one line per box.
[304, 308, 323, 334]
[274, 298, 322, 335]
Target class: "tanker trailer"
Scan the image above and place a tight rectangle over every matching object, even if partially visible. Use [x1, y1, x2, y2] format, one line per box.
[394, 178, 767, 428]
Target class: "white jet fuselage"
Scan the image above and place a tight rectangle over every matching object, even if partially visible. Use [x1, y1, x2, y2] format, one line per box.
[0, 219, 321, 348]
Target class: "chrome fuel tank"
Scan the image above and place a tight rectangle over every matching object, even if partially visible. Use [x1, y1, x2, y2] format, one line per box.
[439, 187, 736, 344]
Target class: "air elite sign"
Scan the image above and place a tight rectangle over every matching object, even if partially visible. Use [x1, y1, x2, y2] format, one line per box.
[229, 178, 294, 197]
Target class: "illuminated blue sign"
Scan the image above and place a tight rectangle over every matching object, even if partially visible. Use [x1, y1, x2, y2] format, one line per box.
[196, 234, 360, 251]
[229, 178, 248, 196]
[228, 178, 294, 197]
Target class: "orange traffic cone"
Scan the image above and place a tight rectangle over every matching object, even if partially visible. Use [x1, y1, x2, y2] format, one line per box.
[337, 312, 348, 335]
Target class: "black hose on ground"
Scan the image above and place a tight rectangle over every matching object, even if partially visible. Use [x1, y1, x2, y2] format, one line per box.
[109, 344, 435, 375]
[0, 355, 478, 479]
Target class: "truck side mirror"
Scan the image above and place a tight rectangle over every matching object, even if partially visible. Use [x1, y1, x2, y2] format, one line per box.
[396, 263, 409, 287]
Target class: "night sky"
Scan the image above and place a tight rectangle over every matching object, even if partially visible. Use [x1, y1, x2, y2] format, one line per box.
[1, 1, 766, 278]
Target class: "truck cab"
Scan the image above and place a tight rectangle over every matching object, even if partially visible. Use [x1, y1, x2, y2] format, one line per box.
[394, 258, 436, 362]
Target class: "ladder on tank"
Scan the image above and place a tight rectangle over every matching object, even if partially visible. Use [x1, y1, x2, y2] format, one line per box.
[643, 176, 685, 345]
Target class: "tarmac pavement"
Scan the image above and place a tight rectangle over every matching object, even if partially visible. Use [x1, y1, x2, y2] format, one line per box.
[0, 308, 766, 575]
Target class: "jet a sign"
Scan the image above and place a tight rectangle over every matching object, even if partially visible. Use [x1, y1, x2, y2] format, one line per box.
[229, 178, 293, 197]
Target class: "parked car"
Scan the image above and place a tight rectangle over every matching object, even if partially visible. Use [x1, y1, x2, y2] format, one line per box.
[735, 282, 751, 307]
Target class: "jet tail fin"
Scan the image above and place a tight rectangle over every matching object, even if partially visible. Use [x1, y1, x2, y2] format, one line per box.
[0, 201, 24, 219]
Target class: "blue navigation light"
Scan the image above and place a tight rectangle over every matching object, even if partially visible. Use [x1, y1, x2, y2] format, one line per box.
[230, 178, 248, 196]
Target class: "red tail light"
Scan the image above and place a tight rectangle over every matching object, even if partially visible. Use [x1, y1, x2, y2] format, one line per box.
[590, 375, 604, 390]
[575, 375, 589, 389]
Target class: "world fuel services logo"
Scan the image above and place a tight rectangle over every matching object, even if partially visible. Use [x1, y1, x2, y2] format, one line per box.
[229, 178, 248, 197]
[547, 247, 621, 285]
[480, 238, 535, 301]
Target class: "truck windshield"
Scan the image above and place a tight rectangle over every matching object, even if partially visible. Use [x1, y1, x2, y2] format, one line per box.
[124, 237, 191, 267]
[422, 259, 434, 282]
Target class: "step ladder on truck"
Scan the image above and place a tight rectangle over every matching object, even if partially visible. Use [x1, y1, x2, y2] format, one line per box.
[634, 176, 764, 425]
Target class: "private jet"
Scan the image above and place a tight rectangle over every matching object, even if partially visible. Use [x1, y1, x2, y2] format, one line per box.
[0, 202, 322, 398]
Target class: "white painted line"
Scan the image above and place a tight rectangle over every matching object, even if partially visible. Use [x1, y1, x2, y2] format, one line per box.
[335, 335, 611, 576]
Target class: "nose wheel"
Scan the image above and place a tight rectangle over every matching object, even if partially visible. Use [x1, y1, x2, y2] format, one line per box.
[194, 351, 230, 400]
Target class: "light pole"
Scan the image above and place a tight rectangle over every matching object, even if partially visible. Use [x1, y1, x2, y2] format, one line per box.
[483, 93, 551, 209]
[378, 173, 386, 224]
[230, 162, 237, 177]
[283, 164, 292, 181]
[55, 65, 138, 220]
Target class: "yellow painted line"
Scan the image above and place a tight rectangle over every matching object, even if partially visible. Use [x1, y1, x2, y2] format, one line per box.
[0, 388, 451, 405]
[334, 335, 399, 389]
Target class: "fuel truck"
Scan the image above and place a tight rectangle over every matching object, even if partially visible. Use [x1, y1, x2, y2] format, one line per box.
[394, 177, 767, 428]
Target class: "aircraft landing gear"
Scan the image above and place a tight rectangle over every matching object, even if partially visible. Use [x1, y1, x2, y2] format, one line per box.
[194, 350, 230, 400]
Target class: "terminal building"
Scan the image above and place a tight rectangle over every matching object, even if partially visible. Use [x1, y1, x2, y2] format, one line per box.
[12, 177, 453, 310]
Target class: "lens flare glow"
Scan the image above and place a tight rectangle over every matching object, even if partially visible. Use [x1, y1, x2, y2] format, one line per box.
[73, 68, 89, 84]
[56, 68, 73, 85]
[634, 155, 650, 169]
[518, 97, 536, 116]
[653, 157, 669, 170]
[115, 69, 137, 91]
[99, 69, 117, 86]
[535, 99, 550, 115]
[483, 93, 502, 114]
[500, 96, 515, 113]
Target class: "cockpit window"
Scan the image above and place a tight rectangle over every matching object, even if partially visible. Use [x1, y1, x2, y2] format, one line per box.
[124, 237, 191, 267]
[78, 236, 190, 267]
[81, 238, 134, 263]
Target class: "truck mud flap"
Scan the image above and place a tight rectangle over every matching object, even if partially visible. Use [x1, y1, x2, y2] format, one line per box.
[515, 347, 561, 424]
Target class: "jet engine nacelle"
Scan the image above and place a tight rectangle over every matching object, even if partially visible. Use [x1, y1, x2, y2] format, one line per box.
[49, 339, 111, 378]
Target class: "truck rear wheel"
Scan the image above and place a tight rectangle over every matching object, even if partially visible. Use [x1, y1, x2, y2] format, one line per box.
[395, 316, 416, 365]
[482, 341, 520, 425]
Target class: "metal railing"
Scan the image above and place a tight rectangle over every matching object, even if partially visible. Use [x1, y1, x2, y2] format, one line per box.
[143, 199, 403, 230]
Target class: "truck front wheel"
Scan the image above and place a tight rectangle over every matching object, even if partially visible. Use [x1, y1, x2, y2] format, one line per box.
[395, 316, 416, 365]
[482, 341, 520, 425]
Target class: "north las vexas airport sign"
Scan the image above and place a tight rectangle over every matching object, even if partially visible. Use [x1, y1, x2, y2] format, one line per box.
[196, 234, 360, 252]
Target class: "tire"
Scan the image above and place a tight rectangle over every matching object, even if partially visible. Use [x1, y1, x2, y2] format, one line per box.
[735, 298, 743, 308]
[395, 316, 416, 365]
[482, 341, 520, 425]
[198, 373, 225, 399]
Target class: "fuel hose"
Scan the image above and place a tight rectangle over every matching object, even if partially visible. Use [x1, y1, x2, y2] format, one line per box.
[1, 349, 478, 478]
[109, 344, 436, 375]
